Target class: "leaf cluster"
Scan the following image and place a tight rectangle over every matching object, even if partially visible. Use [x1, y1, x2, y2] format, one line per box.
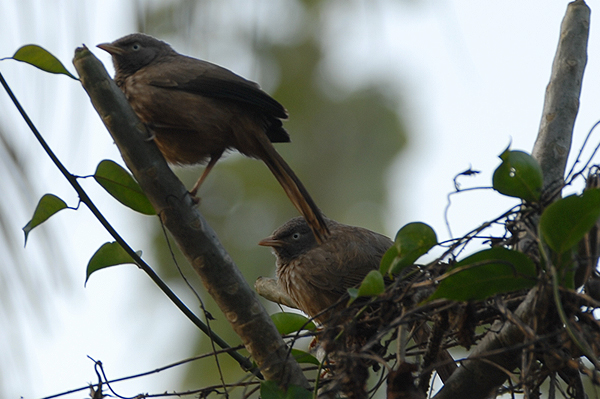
[281, 149, 600, 398]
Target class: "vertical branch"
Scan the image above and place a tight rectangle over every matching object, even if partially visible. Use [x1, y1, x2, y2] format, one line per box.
[72, 47, 309, 389]
[433, 2, 592, 398]
[532, 0, 590, 194]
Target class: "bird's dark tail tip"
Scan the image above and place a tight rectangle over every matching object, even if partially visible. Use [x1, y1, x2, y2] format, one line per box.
[259, 145, 330, 243]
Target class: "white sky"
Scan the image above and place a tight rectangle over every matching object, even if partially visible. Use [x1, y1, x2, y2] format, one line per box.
[0, 0, 599, 397]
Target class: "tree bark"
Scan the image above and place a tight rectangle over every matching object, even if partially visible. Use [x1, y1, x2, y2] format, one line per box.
[532, 0, 589, 193]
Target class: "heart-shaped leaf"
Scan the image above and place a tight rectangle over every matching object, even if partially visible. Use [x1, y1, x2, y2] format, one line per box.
[12, 45, 77, 79]
[23, 194, 69, 245]
[428, 247, 537, 302]
[94, 160, 156, 215]
[380, 222, 437, 276]
[270, 312, 316, 335]
[290, 349, 320, 366]
[493, 149, 543, 202]
[540, 189, 600, 254]
[348, 270, 385, 304]
[85, 242, 139, 285]
[379, 245, 400, 276]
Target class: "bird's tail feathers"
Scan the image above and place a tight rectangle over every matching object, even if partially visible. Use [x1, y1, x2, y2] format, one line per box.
[258, 143, 330, 243]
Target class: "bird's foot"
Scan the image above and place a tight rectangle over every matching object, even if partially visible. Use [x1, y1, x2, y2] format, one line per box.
[143, 126, 156, 142]
[188, 190, 201, 205]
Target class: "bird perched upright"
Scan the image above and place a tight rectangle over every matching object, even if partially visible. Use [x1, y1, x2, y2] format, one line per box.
[259, 216, 393, 323]
[97, 33, 329, 243]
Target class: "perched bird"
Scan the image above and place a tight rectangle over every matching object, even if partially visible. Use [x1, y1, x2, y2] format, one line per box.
[259, 216, 393, 323]
[259, 216, 459, 382]
[97, 33, 329, 243]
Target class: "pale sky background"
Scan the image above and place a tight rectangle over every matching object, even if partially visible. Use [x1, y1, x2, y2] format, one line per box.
[0, 0, 599, 397]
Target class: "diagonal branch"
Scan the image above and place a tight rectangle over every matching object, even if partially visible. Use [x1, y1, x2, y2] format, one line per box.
[0, 68, 251, 373]
[72, 46, 309, 389]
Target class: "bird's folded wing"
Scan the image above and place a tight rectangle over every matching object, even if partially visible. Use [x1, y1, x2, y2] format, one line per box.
[148, 60, 288, 119]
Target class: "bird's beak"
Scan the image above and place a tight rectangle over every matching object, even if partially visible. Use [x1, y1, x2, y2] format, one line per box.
[97, 43, 124, 56]
[258, 237, 283, 248]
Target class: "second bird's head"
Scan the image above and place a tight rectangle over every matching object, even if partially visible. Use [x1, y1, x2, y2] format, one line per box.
[259, 216, 322, 264]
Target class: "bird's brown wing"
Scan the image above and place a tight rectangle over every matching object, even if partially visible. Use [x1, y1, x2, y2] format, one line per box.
[148, 57, 289, 141]
[177, 77, 287, 118]
[138, 57, 329, 241]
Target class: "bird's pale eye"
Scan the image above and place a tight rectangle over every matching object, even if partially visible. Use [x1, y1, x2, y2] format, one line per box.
[292, 232, 301, 240]
[132, 43, 141, 51]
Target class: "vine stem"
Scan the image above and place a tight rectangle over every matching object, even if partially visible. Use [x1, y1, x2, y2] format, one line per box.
[0, 70, 256, 374]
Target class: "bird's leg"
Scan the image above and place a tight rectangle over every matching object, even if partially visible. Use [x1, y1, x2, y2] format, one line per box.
[189, 152, 222, 197]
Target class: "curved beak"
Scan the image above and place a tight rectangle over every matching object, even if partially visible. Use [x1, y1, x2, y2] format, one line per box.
[258, 237, 283, 248]
[97, 43, 124, 56]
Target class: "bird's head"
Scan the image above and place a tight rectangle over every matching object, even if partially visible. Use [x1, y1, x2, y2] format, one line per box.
[258, 216, 320, 263]
[98, 33, 175, 77]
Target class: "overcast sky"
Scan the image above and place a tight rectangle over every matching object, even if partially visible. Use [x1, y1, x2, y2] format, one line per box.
[0, 1, 599, 397]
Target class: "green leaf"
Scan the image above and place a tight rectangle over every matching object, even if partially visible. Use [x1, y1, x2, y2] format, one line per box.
[540, 189, 600, 254]
[382, 222, 437, 276]
[270, 312, 316, 335]
[379, 244, 399, 275]
[260, 381, 284, 399]
[260, 381, 312, 399]
[428, 247, 537, 302]
[12, 45, 77, 80]
[348, 270, 385, 304]
[86, 242, 139, 285]
[493, 149, 543, 202]
[23, 194, 69, 245]
[94, 160, 156, 215]
[291, 349, 320, 366]
[283, 384, 313, 399]
[554, 250, 576, 288]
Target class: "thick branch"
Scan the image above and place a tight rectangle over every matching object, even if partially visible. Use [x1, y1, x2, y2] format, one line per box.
[532, 0, 590, 193]
[72, 47, 309, 389]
